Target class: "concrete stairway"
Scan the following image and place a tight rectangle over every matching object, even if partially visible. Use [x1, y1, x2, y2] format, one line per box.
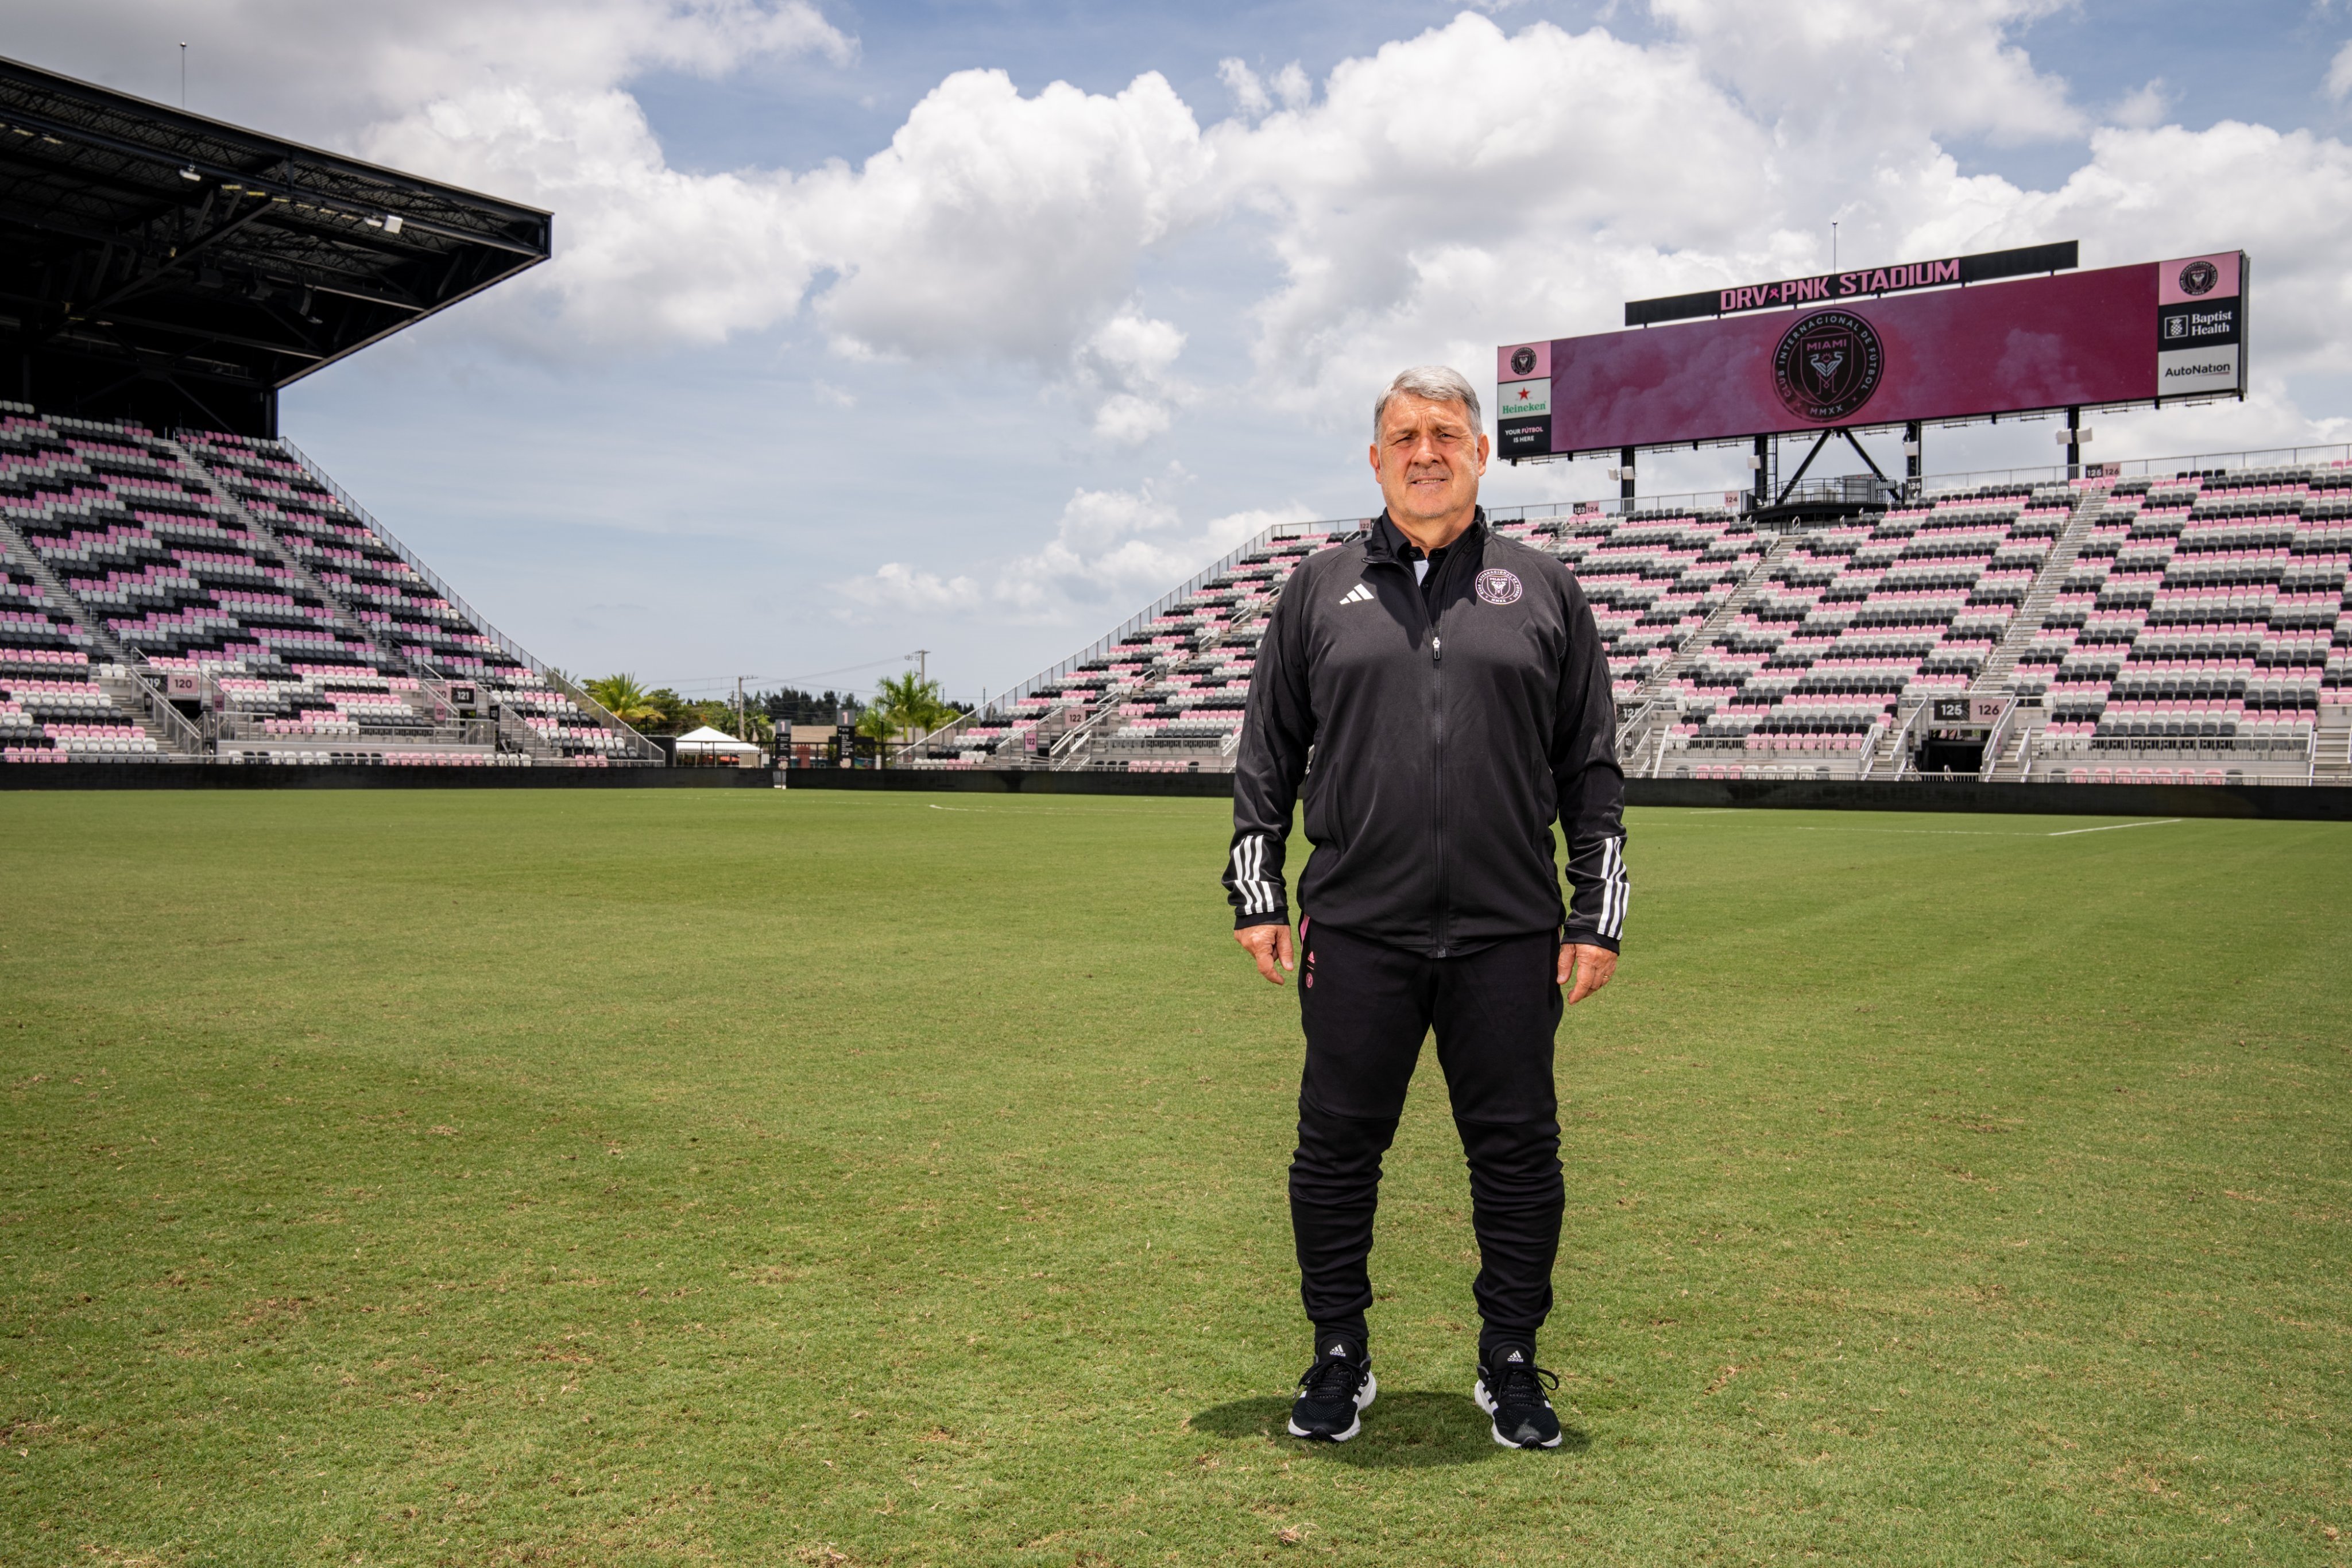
[1966, 485, 2115, 783]
[1971, 485, 2109, 697]
[0, 514, 135, 665]
[1639, 533, 1803, 700]
[92, 664, 207, 757]
[1615, 532, 1805, 766]
[163, 436, 403, 672]
[2315, 704, 2352, 784]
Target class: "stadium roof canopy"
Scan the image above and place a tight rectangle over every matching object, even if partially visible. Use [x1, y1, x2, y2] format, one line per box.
[0, 55, 550, 436]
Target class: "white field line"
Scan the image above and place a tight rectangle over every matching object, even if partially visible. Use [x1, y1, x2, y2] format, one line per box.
[1792, 826, 2044, 838]
[1789, 819, 2184, 839]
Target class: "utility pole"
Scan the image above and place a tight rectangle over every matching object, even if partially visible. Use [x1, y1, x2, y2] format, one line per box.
[911, 649, 930, 686]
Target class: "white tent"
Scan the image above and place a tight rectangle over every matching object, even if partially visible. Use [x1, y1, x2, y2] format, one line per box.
[672, 725, 761, 764]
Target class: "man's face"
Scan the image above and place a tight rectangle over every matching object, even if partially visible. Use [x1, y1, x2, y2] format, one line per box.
[1369, 393, 1490, 527]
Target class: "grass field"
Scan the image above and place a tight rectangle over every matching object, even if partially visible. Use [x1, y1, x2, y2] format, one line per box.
[1, 789, 2347, 1566]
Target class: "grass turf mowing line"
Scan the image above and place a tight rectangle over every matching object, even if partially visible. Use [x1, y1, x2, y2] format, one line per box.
[0, 791, 2345, 1565]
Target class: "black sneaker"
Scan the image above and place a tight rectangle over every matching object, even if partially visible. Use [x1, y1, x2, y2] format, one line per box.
[1475, 1344, 1562, 1449]
[1287, 1336, 1376, 1442]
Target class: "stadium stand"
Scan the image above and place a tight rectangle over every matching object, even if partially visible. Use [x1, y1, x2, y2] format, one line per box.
[898, 454, 2352, 788]
[0, 402, 654, 766]
[1998, 463, 2352, 785]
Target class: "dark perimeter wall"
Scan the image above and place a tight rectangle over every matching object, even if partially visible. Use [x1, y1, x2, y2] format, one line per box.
[5, 763, 2347, 820]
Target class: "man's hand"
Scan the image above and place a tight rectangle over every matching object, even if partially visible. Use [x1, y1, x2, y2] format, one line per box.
[1235, 922, 1296, 985]
[1558, 943, 1616, 1005]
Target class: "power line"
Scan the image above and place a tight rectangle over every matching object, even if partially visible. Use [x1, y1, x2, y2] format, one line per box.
[651, 653, 923, 696]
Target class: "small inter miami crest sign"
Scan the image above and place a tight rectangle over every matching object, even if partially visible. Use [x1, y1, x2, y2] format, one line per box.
[2177, 259, 2219, 296]
[1772, 309, 1885, 422]
[1475, 567, 1523, 605]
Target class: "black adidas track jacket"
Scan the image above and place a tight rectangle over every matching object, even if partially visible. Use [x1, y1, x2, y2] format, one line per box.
[1224, 509, 1627, 956]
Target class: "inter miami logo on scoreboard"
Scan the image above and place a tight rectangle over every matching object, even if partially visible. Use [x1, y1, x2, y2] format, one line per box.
[2156, 251, 2243, 397]
[1772, 309, 1885, 422]
[1510, 345, 1538, 376]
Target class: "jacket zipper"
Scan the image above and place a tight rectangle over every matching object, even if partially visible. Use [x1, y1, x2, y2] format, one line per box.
[1375, 518, 1472, 957]
[1429, 605, 1446, 957]
[1426, 532, 1469, 957]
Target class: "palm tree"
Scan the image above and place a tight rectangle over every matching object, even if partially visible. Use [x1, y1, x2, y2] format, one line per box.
[870, 670, 956, 746]
[584, 673, 662, 729]
[853, 704, 896, 744]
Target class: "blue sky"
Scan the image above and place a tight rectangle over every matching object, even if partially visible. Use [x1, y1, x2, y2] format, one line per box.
[23, 1, 2352, 704]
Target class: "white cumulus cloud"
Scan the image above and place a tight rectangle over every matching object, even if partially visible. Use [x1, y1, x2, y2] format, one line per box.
[837, 478, 1319, 626]
[804, 69, 1209, 366]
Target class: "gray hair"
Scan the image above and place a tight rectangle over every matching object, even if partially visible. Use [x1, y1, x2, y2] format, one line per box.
[1373, 365, 1483, 442]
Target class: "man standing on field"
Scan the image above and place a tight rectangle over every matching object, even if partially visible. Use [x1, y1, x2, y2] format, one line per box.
[1223, 365, 1626, 1449]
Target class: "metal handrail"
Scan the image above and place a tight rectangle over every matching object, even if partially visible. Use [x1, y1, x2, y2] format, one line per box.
[106, 657, 208, 756]
[270, 437, 663, 764]
[1046, 674, 1166, 769]
[1910, 441, 2352, 498]
[540, 669, 663, 762]
[1614, 696, 1659, 757]
[1647, 722, 1674, 779]
[1975, 697, 2022, 782]
[1855, 717, 1888, 775]
[1877, 699, 1929, 780]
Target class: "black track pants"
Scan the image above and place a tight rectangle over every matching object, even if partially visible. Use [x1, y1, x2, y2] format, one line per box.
[1289, 920, 1565, 1350]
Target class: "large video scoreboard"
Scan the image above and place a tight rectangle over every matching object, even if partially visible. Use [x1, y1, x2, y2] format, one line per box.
[1496, 244, 2247, 460]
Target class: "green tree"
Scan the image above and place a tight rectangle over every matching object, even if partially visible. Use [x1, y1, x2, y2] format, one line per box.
[867, 670, 956, 751]
[635, 688, 694, 735]
[584, 673, 662, 729]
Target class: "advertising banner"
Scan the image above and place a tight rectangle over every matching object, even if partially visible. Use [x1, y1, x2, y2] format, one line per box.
[1498, 251, 2245, 459]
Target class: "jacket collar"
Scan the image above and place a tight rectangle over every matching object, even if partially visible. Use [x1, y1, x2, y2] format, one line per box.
[1364, 506, 1487, 565]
